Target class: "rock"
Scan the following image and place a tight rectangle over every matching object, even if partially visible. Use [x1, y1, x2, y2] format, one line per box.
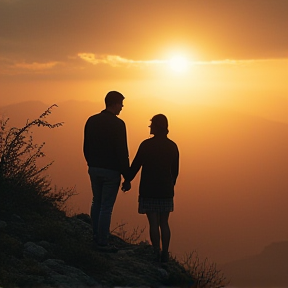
[0, 220, 7, 229]
[11, 214, 24, 222]
[62, 216, 92, 238]
[157, 267, 169, 278]
[75, 213, 92, 224]
[38, 240, 51, 250]
[41, 259, 98, 287]
[117, 249, 135, 256]
[23, 242, 49, 261]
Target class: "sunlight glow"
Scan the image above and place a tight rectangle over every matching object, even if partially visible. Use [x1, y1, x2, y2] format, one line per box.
[168, 55, 189, 73]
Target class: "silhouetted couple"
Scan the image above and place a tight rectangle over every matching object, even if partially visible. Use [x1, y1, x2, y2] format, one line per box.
[83, 91, 179, 262]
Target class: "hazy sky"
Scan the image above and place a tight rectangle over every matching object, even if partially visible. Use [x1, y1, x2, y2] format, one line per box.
[1, 0, 287, 81]
[1, 0, 287, 60]
[1, 0, 287, 126]
[0, 0, 287, 268]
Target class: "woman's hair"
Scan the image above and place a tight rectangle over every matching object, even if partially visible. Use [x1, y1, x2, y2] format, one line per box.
[151, 114, 169, 135]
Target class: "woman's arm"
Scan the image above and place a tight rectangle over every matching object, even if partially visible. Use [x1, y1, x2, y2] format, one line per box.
[129, 142, 145, 181]
[121, 142, 145, 192]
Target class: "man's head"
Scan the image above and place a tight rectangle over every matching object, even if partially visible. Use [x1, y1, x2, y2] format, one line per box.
[105, 91, 125, 115]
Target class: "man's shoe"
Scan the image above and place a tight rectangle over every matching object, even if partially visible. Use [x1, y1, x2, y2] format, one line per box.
[153, 247, 161, 262]
[161, 251, 169, 263]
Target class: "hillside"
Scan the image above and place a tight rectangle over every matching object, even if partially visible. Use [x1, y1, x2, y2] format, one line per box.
[0, 180, 228, 287]
[0, 106, 227, 288]
[0, 208, 196, 287]
[221, 241, 288, 287]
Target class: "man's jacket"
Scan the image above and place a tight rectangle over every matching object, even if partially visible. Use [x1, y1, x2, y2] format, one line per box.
[83, 109, 129, 179]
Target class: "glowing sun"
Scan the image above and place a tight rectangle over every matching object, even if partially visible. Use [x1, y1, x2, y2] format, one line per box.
[168, 55, 189, 73]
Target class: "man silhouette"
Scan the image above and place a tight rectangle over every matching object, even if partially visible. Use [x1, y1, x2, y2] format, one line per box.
[83, 91, 130, 250]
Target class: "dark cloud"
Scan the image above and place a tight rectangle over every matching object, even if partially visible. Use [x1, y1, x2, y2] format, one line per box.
[0, 0, 287, 62]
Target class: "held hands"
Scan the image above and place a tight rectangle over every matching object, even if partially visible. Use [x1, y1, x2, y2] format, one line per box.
[121, 180, 131, 192]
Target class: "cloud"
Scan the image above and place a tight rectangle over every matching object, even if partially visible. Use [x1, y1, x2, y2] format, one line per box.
[196, 59, 258, 66]
[77, 53, 163, 67]
[14, 61, 59, 71]
[1, 53, 285, 79]
[78, 53, 266, 68]
[0, 58, 60, 75]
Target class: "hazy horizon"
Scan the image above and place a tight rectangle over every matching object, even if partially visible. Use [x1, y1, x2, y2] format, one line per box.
[1, 99, 287, 266]
[1, 1, 287, 285]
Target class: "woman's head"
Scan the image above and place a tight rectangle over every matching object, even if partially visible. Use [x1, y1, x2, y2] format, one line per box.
[150, 114, 169, 135]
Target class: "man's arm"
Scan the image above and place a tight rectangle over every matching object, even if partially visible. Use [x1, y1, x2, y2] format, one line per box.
[116, 121, 130, 179]
[83, 119, 90, 164]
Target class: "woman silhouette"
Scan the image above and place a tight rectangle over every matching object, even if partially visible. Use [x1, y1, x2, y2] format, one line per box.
[123, 114, 179, 262]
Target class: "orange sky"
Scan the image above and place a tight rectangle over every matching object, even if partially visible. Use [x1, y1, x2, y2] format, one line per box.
[1, 0, 287, 121]
[0, 0, 287, 266]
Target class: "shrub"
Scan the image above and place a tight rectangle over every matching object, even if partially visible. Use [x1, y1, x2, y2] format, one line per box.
[0, 105, 76, 215]
[181, 250, 229, 288]
[111, 222, 146, 244]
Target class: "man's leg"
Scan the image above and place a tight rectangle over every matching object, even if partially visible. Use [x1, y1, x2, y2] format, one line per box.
[88, 167, 103, 242]
[98, 170, 121, 246]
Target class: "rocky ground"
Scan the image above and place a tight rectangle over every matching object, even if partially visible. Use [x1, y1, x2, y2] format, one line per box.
[0, 211, 195, 288]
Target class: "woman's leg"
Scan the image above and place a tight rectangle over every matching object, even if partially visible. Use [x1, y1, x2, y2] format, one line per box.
[146, 212, 160, 251]
[159, 212, 171, 253]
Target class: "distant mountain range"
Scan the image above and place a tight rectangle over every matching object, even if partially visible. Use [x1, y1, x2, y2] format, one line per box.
[221, 241, 288, 287]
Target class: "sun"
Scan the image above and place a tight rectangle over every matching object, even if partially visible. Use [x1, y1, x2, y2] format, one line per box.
[168, 55, 189, 73]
